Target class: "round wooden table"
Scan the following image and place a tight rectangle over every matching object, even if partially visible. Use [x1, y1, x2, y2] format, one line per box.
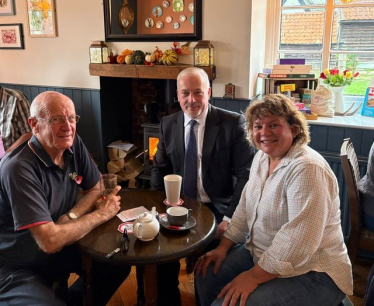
[78, 189, 216, 306]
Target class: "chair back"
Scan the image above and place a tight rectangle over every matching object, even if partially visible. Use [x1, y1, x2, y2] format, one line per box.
[340, 138, 362, 263]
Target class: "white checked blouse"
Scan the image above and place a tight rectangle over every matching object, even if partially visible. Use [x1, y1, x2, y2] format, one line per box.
[224, 143, 353, 295]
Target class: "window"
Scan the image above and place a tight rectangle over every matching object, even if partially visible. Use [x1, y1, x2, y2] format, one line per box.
[266, 0, 374, 98]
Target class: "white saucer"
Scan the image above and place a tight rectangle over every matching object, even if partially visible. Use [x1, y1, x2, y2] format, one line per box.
[159, 214, 196, 231]
[163, 198, 184, 206]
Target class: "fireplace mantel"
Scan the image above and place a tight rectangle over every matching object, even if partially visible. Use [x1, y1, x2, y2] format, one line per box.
[89, 64, 216, 80]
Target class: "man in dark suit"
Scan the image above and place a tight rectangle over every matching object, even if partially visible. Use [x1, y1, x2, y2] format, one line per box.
[150, 67, 254, 306]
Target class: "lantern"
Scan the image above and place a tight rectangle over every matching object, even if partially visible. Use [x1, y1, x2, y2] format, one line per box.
[89, 41, 109, 64]
[193, 40, 214, 67]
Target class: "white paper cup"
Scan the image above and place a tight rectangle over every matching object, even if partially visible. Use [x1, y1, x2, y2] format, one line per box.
[164, 174, 182, 205]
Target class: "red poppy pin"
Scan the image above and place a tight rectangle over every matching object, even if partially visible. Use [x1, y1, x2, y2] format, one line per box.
[69, 172, 82, 184]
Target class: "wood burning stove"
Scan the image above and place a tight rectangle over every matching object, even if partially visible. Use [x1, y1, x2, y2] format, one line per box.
[140, 123, 160, 180]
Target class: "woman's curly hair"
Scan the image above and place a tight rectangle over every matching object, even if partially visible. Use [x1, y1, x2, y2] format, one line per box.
[245, 94, 310, 148]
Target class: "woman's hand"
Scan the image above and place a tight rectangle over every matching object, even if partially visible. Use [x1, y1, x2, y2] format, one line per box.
[194, 246, 227, 278]
[217, 270, 259, 306]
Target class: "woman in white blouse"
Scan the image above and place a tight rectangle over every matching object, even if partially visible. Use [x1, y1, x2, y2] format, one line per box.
[195, 94, 353, 306]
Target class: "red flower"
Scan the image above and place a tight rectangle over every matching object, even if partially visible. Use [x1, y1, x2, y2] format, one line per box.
[330, 69, 339, 75]
[69, 172, 82, 185]
[75, 175, 83, 184]
[319, 72, 327, 79]
[354, 72, 359, 77]
[343, 70, 349, 76]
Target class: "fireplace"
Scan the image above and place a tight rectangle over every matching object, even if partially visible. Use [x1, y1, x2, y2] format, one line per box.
[140, 123, 160, 180]
[90, 64, 215, 174]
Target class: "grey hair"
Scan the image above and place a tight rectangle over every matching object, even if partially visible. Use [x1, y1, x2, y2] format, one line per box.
[177, 67, 210, 90]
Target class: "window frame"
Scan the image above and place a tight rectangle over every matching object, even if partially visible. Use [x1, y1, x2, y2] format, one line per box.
[265, 0, 374, 72]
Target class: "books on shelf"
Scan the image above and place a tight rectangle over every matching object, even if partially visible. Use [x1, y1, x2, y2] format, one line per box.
[272, 64, 312, 70]
[258, 73, 316, 79]
[277, 58, 306, 65]
[271, 69, 311, 74]
[271, 64, 312, 74]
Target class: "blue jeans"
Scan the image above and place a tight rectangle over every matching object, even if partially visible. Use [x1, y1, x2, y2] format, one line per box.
[196, 244, 345, 306]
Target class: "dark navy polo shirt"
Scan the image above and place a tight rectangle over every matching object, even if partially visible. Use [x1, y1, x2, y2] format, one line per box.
[0, 134, 100, 266]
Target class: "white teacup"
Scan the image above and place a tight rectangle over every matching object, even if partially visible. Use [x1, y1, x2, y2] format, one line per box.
[164, 174, 182, 205]
[166, 206, 193, 226]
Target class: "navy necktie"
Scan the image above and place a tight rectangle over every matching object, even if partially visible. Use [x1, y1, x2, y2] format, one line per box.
[183, 120, 198, 199]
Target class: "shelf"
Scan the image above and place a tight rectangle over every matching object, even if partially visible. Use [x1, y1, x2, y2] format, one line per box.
[89, 64, 216, 80]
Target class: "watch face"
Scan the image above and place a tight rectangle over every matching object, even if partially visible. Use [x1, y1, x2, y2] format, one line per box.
[226, 86, 233, 94]
[68, 212, 77, 219]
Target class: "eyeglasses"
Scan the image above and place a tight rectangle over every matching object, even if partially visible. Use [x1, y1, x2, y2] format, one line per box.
[36, 115, 80, 125]
[120, 229, 130, 254]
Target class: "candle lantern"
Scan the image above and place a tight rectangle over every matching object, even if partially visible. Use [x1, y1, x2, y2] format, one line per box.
[193, 40, 214, 67]
[89, 41, 109, 64]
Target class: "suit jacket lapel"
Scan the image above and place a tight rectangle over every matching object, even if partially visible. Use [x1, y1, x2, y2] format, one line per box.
[174, 111, 185, 169]
[202, 104, 219, 179]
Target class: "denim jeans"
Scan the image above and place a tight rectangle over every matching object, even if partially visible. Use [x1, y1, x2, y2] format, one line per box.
[196, 244, 345, 306]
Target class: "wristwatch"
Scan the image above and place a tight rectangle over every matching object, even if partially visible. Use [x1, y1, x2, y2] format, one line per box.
[66, 211, 78, 220]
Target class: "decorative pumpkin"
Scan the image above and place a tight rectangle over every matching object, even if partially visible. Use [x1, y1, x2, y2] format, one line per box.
[145, 53, 156, 63]
[117, 49, 133, 64]
[125, 54, 133, 64]
[161, 50, 178, 66]
[131, 50, 146, 65]
[153, 46, 163, 60]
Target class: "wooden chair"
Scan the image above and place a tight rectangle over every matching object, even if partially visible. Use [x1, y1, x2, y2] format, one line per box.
[340, 138, 374, 266]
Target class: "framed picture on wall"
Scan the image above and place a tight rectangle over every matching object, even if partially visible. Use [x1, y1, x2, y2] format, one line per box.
[0, 24, 25, 49]
[26, 0, 57, 37]
[0, 0, 16, 16]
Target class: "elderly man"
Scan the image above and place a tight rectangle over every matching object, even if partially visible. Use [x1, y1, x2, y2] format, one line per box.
[0, 91, 129, 305]
[149, 67, 254, 306]
[0, 86, 32, 158]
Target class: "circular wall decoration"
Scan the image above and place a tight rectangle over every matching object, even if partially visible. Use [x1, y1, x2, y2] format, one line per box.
[173, 22, 180, 29]
[145, 18, 155, 28]
[162, 1, 170, 8]
[188, 3, 194, 12]
[152, 6, 163, 17]
[156, 21, 164, 29]
[190, 15, 194, 25]
[165, 16, 173, 23]
[179, 15, 187, 22]
[172, 0, 184, 12]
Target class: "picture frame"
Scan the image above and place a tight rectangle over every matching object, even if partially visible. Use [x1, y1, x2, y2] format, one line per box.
[0, 24, 24, 49]
[104, 0, 202, 42]
[361, 87, 374, 118]
[0, 0, 16, 16]
[26, 0, 57, 37]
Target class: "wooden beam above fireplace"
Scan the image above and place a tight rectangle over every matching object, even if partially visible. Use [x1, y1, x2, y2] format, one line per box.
[89, 64, 216, 80]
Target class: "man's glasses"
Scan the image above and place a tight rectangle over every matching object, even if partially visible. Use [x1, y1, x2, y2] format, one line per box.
[120, 229, 130, 254]
[36, 115, 80, 125]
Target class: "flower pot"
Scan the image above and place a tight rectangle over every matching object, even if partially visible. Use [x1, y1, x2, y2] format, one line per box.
[329, 86, 345, 113]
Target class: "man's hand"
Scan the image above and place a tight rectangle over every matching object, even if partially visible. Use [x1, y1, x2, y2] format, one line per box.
[96, 186, 122, 220]
[217, 270, 259, 306]
[215, 220, 229, 239]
